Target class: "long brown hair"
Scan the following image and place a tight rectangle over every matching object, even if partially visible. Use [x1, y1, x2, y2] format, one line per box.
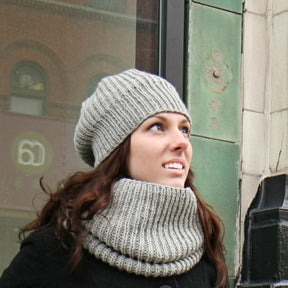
[20, 135, 227, 288]
[185, 170, 228, 288]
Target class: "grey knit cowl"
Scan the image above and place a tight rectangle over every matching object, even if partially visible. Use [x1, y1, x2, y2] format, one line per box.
[82, 178, 204, 277]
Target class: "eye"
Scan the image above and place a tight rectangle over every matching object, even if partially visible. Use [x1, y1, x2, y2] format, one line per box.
[179, 126, 190, 135]
[149, 123, 163, 132]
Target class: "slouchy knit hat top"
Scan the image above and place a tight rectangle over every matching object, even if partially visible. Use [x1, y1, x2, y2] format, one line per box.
[74, 68, 191, 167]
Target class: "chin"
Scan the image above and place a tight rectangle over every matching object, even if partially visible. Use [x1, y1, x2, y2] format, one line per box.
[171, 183, 185, 188]
[141, 177, 185, 188]
[160, 180, 185, 188]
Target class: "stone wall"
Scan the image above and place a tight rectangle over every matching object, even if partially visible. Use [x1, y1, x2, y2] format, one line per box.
[240, 0, 288, 280]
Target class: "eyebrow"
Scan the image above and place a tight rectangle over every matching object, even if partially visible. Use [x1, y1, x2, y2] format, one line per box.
[151, 115, 190, 125]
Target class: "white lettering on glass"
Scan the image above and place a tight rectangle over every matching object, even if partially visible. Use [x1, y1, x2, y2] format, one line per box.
[18, 139, 45, 167]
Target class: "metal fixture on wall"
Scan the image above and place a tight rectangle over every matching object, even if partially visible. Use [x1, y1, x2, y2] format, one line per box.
[239, 174, 288, 288]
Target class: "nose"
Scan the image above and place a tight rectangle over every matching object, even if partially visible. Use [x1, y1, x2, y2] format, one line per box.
[169, 128, 189, 151]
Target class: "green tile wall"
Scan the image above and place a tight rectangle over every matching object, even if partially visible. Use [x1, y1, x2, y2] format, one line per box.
[186, 2, 242, 281]
[190, 136, 239, 277]
[187, 3, 242, 142]
[192, 0, 242, 14]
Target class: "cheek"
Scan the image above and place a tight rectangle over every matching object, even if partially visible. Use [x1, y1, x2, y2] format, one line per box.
[127, 136, 156, 180]
[127, 149, 148, 181]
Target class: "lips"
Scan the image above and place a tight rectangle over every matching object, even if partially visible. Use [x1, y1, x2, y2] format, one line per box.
[163, 159, 185, 170]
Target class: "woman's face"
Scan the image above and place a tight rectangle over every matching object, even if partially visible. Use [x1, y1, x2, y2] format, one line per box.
[127, 112, 193, 188]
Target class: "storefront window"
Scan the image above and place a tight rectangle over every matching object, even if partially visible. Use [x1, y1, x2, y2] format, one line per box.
[0, 0, 159, 273]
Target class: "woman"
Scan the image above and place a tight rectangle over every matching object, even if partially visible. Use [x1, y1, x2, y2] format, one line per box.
[0, 69, 228, 288]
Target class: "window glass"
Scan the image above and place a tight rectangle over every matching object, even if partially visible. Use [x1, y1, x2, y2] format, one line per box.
[89, 0, 127, 13]
[0, 0, 159, 273]
[10, 61, 46, 116]
[10, 96, 43, 116]
[10, 61, 46, 92]
[87, 73, 108, 97]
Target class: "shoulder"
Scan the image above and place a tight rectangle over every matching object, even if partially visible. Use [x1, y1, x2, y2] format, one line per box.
[185, 253, 230, 288]
[23, 225, 69, 254]
[0, 226, 71, 287]
[14, 225, 68, 265]
[23, 225, 62, 244]
[174, 254, 218, 287]
[189, 253, 217, 274]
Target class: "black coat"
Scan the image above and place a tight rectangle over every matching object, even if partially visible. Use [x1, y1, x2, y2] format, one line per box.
[0, 226, 227, 288]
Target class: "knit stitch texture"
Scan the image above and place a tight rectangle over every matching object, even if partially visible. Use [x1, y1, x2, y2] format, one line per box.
[82, 178, 204, 277]
[74, 69, 191, 167]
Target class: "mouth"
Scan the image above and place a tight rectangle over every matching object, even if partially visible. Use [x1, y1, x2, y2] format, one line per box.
[163, 161, 184, 170]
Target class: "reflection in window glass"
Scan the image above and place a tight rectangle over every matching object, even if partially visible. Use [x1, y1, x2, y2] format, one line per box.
[89, 0, 127, 13]
[10, 61, 46, 116]
[87, 73, 108, 98]
[10, 61, 46, 92]
[10, 96, 43, 116]
[0, 0, 159, 274]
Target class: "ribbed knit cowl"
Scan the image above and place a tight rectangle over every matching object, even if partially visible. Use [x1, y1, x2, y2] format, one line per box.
[82, 178, 204, 277]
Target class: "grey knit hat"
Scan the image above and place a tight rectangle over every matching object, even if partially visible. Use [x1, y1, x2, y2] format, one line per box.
[74, 68, 191, 167]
